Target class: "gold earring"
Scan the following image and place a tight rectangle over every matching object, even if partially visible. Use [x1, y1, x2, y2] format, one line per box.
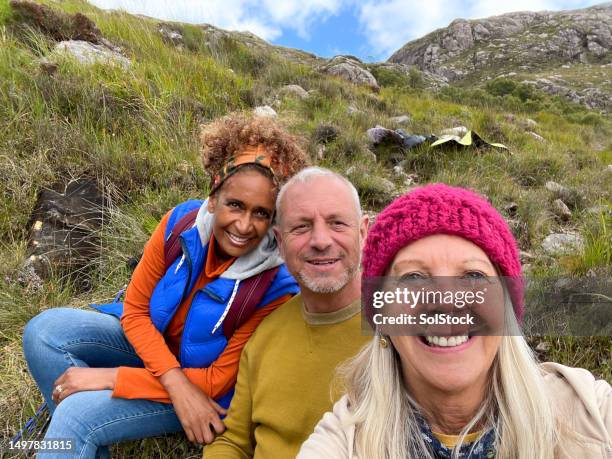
[379, 336, 388, 348]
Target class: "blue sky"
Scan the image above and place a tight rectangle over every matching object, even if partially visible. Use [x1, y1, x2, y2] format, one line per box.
[88, 0, 606, 61]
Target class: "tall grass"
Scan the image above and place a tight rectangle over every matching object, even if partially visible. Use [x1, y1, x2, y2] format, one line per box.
[0, 0, 610, 454]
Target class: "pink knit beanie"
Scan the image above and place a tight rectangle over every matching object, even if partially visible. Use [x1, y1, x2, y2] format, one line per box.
[362, 183, 524, 321]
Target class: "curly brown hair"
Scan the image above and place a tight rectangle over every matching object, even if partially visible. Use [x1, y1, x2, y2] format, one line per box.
[200, 112, 308, 190]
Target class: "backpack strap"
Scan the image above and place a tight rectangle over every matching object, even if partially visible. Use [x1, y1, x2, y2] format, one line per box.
[163, 208, 200, 271]
[222, 267, 280, 339]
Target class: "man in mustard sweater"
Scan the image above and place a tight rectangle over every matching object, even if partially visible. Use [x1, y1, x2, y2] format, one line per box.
[204, 167, 370, 458]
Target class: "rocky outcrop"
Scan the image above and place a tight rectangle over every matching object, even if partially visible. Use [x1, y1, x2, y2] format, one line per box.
[388, 3, 611, 110]
[522, 76, 612, 111]
[199, 23, 322, 67]
[53, 40, 131, 68]
[389, 4, 611, 73]
[320, 55, 380, 91]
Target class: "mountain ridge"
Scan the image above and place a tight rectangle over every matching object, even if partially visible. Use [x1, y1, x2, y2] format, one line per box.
[386, 3, 611, 111]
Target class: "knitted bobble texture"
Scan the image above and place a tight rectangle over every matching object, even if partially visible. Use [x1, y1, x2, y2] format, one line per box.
[362, 183, 524, 320]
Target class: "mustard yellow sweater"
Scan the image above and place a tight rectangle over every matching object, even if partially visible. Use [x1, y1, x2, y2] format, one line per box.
[204, 294, 369, 459]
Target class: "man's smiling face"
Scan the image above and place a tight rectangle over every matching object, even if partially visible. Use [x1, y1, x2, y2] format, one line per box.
[275, 176, 365, 294]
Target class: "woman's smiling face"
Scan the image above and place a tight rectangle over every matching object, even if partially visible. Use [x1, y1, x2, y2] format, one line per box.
[387, 234, 503, 396]
[207, 168, 276, 260]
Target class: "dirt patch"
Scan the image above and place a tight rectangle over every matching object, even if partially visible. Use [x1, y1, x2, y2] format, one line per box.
[10, 0, 102, 44]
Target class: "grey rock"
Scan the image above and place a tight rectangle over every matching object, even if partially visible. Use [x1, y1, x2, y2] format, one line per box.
[53, 40, 130, 69]
[542, 233, 585, 255]
[158, 24, 184, 46]
[528, 131, 545, 141]
[545, 180, 570, 196]
[279, 84, 309, 99]
[367, 126, 400, 145]
[387, 4, 612, 111]
[524, 118, 538, 128]
[313, 124, 338, 144]
[393, 165, 407, 179]
[545, 181, 584, 208]
[16, 260, 44, 292]
[321, 56, 379, 91]
[347, 105, 362, 115]
[389, 115, 411, 125]
[39, 57, 58, 75]
[253, 105, 277, 118]
[523, 78, 612, 111]
[379, 178, 396, 194]
[552, 199, 572, 221]
[535, 341, 551, 352]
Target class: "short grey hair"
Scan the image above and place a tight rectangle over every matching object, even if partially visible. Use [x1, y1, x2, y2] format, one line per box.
[275, 166, 362, 225]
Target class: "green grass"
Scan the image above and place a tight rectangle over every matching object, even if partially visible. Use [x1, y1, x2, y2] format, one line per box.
[0, 0, 610, 455]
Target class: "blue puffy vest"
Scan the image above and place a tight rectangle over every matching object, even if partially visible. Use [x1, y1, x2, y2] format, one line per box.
[94, 200, 299, 408]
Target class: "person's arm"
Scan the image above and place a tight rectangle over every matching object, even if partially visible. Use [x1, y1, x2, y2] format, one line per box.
[203, 340, 256, 458]
[296, 396, 352, 459]
[120, 211, 183, 376]
[112, 294, 291, 402]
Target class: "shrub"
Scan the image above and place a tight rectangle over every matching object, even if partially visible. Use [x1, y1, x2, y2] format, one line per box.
[485, 78, 517, 96]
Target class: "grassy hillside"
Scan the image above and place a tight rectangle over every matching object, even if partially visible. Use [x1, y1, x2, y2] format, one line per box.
[0, 0, 610, 456]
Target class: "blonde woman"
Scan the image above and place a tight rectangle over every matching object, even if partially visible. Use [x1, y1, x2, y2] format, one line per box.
[299, 184, 611, 459]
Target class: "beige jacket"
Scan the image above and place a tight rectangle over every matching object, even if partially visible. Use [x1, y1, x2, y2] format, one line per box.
[298, 363, 611, 458]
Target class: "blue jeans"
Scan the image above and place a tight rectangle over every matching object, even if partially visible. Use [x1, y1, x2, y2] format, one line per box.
[22, 308, 184, 458]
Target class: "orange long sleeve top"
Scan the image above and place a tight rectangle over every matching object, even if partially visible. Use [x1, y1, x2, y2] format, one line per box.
[112, 210, 291, 403]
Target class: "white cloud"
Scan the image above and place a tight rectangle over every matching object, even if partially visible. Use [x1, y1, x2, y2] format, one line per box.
[88, 0, 344, 41]
[356, 0, 604, 60]
[88, 0, 604, 60]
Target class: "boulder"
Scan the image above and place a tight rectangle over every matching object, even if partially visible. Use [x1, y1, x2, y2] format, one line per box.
[552, 199, 572, 221]
[523, 118, 538, 128]
[542, 233, 585, 256]
[253, 105, 277, 118]
[527, 131, 545, 142]
[158, 23, 184, 46]
[54, 40, 131, 69]
[313, 124, 338, 144]
[389, 115, 411, 125]
[279, 84, 309, 99]
[322, 56, 379, 91]
[545, 181, 584, 208]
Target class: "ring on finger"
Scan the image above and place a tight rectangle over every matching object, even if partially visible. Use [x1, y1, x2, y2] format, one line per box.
[54, 384, 63, 394]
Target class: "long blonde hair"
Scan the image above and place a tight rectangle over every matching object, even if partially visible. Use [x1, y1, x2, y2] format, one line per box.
[341, 294, 561, 459]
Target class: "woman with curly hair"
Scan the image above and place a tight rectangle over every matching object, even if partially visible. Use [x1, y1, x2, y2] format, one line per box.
[22, 113, 308, 458]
